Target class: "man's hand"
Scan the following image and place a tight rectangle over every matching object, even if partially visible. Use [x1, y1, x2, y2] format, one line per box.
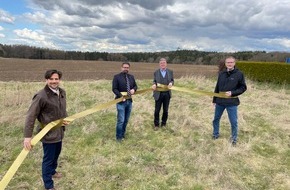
[152, 84, 156, 90]
[130, 89, 135, 95]
[62, 120, 70, 126]
[23, 137, 32, 151]
[225, 91, 232, 97]
[168, 82, 173, 88]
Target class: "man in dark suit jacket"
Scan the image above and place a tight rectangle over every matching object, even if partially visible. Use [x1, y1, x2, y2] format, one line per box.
[152, 58, 174, 130]
[112, 62, 137, 141]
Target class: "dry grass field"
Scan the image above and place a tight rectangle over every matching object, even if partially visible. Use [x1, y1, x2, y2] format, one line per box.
[1, 58, 289, 190]
[0, 58, 217, 81]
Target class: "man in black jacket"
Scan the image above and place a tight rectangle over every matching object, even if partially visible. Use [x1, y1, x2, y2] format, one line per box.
[212, 56, 247, 145]
[112, 62, 137, 141]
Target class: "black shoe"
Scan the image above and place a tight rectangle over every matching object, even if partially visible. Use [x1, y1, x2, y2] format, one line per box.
[212, 136, 219, 140]
[116, 138, 123, 142]
[231, 141, 237, 146]
[161, 124, 166, 127]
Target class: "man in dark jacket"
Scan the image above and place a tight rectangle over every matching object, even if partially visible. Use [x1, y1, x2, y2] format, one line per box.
[212, 56, 247, 146]
[152, 58, 174, 130]
[112, 62, 137, 141]
[23, 70, 68, 190]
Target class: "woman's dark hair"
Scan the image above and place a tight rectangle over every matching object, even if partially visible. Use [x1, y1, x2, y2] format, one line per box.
[218, 59, 226, 72]
[44, 69, 62, 79]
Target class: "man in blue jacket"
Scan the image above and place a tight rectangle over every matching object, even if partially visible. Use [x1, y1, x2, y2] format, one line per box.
[212, 56, 247, 146]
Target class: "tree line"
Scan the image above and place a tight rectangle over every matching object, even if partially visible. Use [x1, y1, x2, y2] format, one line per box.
[1, 44, 289, 64]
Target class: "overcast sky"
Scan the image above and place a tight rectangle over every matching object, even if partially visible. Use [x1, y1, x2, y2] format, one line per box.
[1, 0, 290, 53]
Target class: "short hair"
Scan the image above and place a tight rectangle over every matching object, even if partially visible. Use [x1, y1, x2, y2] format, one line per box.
[122, 62, 130, 67]
[225, 56, 236, 62]
[44, 69, 62, 79]
[159, 58, 167, 62]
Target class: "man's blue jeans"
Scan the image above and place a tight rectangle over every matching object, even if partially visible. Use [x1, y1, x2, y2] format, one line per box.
[42, 141, 62, 189]
[213, 104, 238, 142]
[116, 100, 132, 140]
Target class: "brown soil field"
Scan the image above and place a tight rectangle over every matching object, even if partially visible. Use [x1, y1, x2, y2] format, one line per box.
[0, 58, 218, 81]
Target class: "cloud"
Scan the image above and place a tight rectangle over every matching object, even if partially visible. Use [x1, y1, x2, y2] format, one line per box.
[2, 0, 290, 52]
[263, 38, 290, 49]
[14, 28, 45, 41]
[127, 0, 176, 10]
[13, 28, 58, 49]
[0, 9, 15, 23]
[31, 0, 176, 11]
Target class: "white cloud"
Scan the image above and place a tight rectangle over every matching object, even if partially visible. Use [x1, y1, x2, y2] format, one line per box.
[14, 28, 45, 41]
[263, 38, 290, 49]
[2, 0, 290, 52]
[13, 28, 58, 49]
[0, 9, 15, 23]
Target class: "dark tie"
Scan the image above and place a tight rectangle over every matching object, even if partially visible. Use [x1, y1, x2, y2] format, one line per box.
[126, 74, 131, 97]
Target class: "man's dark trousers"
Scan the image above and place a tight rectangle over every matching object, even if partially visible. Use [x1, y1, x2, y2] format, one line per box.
[154, 91, 170, 126]
[42, 141, 62, 189]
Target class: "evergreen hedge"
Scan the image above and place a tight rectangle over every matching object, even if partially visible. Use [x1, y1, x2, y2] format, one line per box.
[236, 61, 290, 84]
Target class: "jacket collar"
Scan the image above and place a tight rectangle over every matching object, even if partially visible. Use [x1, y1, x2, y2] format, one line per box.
[44, 85, 64, 97]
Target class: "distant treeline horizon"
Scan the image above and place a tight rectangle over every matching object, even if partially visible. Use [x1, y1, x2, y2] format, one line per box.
[1, 43, 290, 65]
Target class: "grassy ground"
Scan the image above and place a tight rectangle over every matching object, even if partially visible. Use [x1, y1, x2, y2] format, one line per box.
[0, 77, 289, 190]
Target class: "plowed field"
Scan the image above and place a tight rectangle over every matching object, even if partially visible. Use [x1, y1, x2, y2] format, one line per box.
[0, 58, 217, 81]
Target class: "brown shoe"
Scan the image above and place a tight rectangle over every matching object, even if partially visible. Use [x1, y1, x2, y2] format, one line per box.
[52, 172, 62, 179]
[154, 126, 159, 131]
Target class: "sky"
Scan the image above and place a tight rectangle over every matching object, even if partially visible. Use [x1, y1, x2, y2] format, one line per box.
[0, 0, 290, 53]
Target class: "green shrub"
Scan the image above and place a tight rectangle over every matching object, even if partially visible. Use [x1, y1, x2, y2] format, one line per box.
[236, 61, 290, 84]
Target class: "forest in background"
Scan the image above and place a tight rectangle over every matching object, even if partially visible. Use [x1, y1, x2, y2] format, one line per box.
[1, 43, 290, 64]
